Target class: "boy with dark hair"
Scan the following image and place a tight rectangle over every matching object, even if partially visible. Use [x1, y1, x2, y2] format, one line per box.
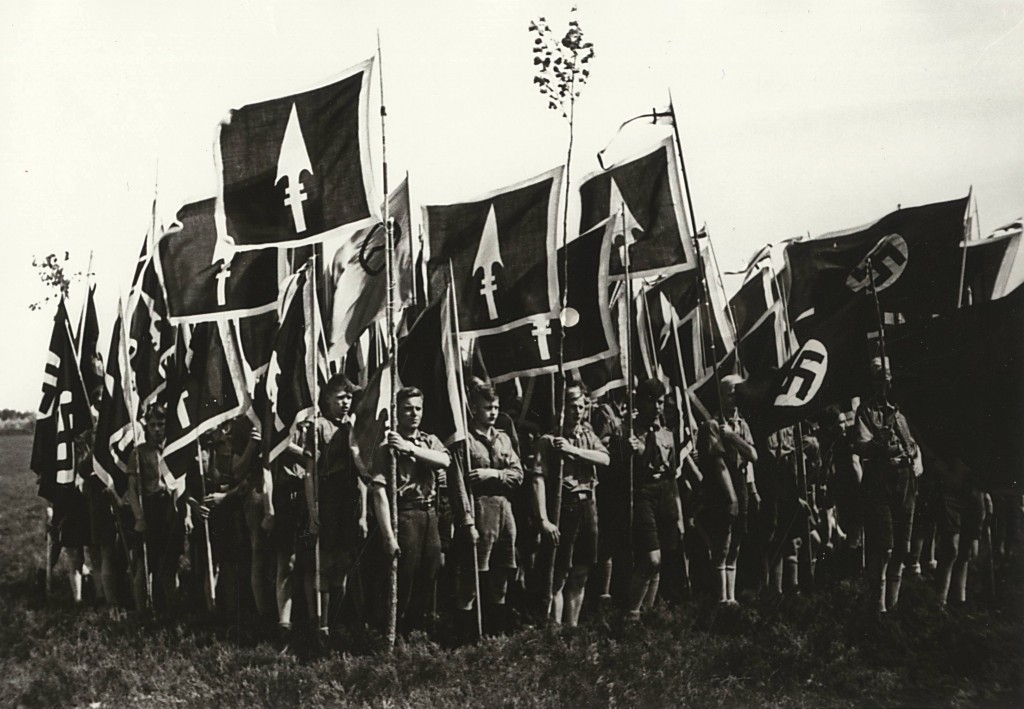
[622, 378, 685, 619]
[697, 374, 758, 606]
[127, 402, 184, 614]
[305, 374, 373, 641]
[459, 380, 523, 637]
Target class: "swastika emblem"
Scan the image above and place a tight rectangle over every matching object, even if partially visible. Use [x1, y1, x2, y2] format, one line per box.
[846, 233, 909, 293]
[774, 339, 829, 408]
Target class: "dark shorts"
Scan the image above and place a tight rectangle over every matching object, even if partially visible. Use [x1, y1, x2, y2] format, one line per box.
[633, 479, 680, 556]
[135, 491, 184, 569]
[271, 475, 306, 554]
[553, 494, 598, 588]
[938, 487, 985, 542]
[85, 478, 118, 548]
[475, 495, 517, 571]
[596, 474, 630, 557]
[50, 485, 90, 549]
[863, 465, 917, 556]
[317, 501, 360, 587]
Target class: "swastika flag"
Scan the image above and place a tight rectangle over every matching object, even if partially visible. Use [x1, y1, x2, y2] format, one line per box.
[31, 300, 93, 502]
[425, 166, 562, 336]
[744, 297, 874, 436]
[161, 320, 251, 492]
[158, 198, 279, 323]
[216, 59, 378, 249]
[578, 135, 697, 281]
[93, 306, 135, 495]
[785, 196, 970, 326]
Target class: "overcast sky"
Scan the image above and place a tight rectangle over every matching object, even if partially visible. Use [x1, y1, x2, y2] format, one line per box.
[1, 0, 1021, 410]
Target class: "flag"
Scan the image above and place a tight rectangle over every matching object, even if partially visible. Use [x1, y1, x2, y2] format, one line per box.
[31, 300, 92, 502]
[889, 283, 1024, 491]
[128, 249, 174, 416]
[785, 196, 970, 325]
[237, 309, 277, 383]
[162, 320, 251, 493]
[216, 59, 378, 249]
[396, 294, 467, 446]
[157, 198, 278, 323]
[578, 135, 697, 281]
[961, 218, 1024, 304]
[474, 220, 617, 382]
[93, 306, 135, 495]
[265, 262, 318, 463]
[76, 284, 103, 405]
[743, 297, 875, 436]
[350, 357, 393, 476]
[327, 175, 414, 359]
[425, 166, 563, 336]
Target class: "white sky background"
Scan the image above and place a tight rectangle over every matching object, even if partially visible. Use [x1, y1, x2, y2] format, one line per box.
[1, 0, 1021, 410]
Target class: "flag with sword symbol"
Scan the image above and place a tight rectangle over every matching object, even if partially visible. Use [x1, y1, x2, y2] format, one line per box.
[424, 165, 563, 336]
[578, 134, 697, 281]
[215, 58, 379, 250]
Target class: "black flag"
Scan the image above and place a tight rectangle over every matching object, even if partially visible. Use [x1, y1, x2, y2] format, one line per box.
[31, 300, 92, 502]
[217, 59, 378, 249]
[425, 166, 562, 336]
[158, 198, 279, 323]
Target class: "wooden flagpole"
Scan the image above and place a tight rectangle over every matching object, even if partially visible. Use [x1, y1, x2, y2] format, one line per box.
[667, 92, 725, 421]
[378, 29, 400, 652]
[308, 259, 324, 633]
[621, 202, 636, 544]
[448, 260, 483, 639]
[196, 439, 217, 611]
[120, 296, 151, 609]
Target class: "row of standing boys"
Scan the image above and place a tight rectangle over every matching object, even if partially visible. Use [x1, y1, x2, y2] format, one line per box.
[44, 358, 1022, 647]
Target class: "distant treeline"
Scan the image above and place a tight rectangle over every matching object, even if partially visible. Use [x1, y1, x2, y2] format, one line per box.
[0, 411, 33, 436]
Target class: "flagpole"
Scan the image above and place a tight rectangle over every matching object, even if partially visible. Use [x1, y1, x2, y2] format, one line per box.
[308, 258, 323, 634]
[620, 202, 636, 551]
[120, 296, 152, 609]
[957, 188, 973, 309]
[667, 94, 725, 420]
[378, 29, 399, 652]
[196, 439, 217, 611]
[768, 261, 815, 593]
[866, 256, 889, 400]
[448, 260, 483, 639]
[75, 251, 94, 348]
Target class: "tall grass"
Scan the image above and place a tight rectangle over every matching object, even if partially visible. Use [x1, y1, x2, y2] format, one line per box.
[1, 435, 1021, 708]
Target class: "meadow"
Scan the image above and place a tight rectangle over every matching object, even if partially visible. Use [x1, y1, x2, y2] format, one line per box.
[1, 433, 1022, 708]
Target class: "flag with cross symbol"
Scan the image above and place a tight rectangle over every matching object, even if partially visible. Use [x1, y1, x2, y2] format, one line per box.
[216, 59, 379, 250]
[473, 218, 617, 382]
[424, 165, 562, 337]
[158, 198, 279, 324]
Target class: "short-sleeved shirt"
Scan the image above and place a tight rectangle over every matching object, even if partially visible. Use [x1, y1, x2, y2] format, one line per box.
[854, 398, 918, 468]
[532, 421, 608, 494]
[367, 429, 447, 506]
[128, 441, 166, 496]
[627, 418, 676, 486]
[311, 417, 357, 480]
[697, 414, 753, 483]
[467, 426, 523, 498]
[309, 417, 361, 512]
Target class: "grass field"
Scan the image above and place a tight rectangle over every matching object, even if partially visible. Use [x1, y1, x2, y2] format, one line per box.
[2, 433, 1022, 708]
